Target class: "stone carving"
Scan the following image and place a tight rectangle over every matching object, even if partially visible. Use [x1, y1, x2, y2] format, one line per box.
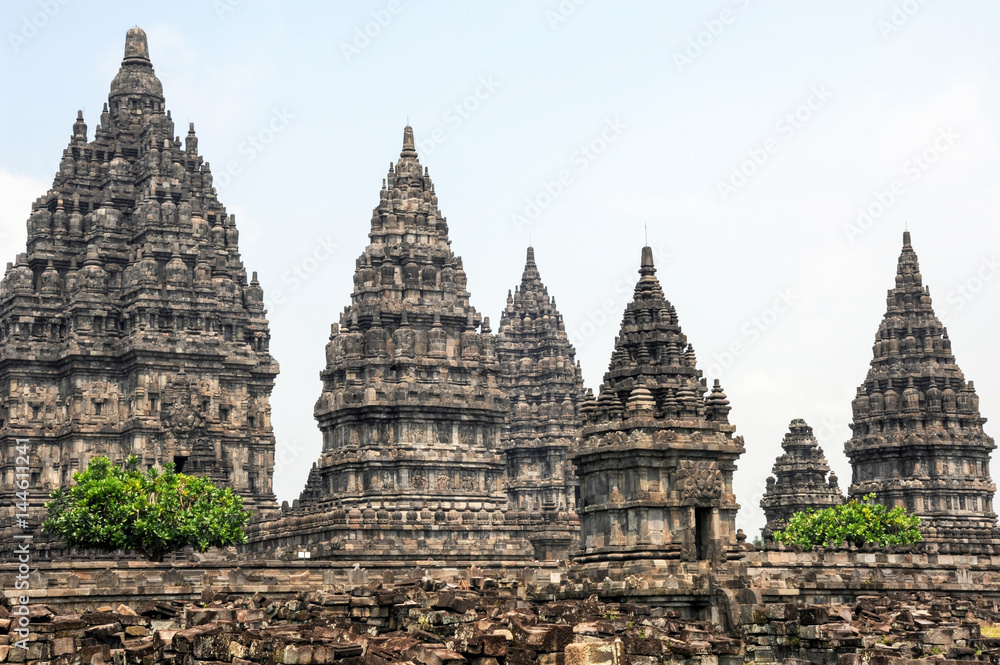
[675, 462, 723, 504]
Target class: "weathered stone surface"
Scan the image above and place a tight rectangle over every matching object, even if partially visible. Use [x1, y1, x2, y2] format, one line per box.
[844, 232, 1000, 543]
[0, 27, 279, 550]
[245, 127, 530, 562]
[760, 419, 844, 539]
[571, 246, 745, 575]
[496, 247, 587, 561]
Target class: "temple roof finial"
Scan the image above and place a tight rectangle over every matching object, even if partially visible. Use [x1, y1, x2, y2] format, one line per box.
[639, 245, 655, 276]
[401, 125, 418, 159]
[123, 27, 151, 64]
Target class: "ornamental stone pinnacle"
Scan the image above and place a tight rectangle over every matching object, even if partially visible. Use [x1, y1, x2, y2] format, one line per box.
[760, 418, 843, 540]
[0, 28, 280, 553]
[845, 231, 999, 544]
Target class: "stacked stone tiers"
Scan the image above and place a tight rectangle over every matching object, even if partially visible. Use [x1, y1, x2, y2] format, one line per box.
[0, 29, 279, 554]
[845, 232, 999, 544]
[760, 418, 843, 539]
[571, 246, 745, 579]
[496, 247, 587, 560]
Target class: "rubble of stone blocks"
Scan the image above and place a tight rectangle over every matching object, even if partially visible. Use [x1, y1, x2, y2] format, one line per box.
[739, 591, 1000, 664]
[0, 576, 747, 665]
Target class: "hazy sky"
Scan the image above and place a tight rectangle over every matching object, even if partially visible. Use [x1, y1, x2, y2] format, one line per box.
[2, 1, 999, 536]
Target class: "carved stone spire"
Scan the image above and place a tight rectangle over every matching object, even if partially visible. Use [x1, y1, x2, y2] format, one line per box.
[496, 246, 587, 560]
[571, 247, 745, 579]
[845, 231, 999, 545]
[0, 29, 279, 550]
[760, 419, 843, 540]
[249, 126, 529, 562]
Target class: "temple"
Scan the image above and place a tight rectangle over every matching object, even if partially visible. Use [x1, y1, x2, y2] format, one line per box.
[496, 247, 587, 560]
[571, 246, 745, 582]
[0, 28, 279, 553]
[246, 127, 532, 563]
[759, 418, 843, 539]
[844, 231, 1000, 543]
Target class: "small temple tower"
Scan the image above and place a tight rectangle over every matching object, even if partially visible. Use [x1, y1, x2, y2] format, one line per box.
[0, 29, 279, 553]
[845, 231, 999, 544]
[571, 246, 745, 580]
[496, 247, 587, 560]
[760, 419, 843, 540]
[246, 127, 531, 563]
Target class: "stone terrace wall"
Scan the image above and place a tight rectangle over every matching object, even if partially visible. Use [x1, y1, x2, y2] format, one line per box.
[0, 560, 561, 612]
[741, 547, 1000, 606]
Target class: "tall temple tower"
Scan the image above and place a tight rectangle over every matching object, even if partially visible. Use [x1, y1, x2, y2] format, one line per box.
[845, 231, 999, 544]
[760, 419, 843, 540]
[0, 29, 280, 548]
[496, 247, 587, 560]
[571, 247, 744, 580]
[247, 127, 531, 563]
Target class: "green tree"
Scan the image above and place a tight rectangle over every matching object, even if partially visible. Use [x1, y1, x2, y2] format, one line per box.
[43, 456, 252, 562]
[773, 493, 921, 551]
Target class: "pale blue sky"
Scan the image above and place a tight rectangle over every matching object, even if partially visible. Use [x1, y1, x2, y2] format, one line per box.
[2, 1, 999, 535]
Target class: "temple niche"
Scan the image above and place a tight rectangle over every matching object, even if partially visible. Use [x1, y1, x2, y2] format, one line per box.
[245, 127, 532, 563]
[496, 247, 588, 560]
[760, 418, 843, 540]
[0, 29, 280, 554]
[844, 231, 1000, 545]
[571, 246, 745, 581]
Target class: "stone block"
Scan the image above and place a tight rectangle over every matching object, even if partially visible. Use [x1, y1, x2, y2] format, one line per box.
[564, 640, 623, 665]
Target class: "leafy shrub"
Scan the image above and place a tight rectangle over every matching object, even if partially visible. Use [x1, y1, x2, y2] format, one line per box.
[43, 456, 251, 561]
[773, 493, 921, 550]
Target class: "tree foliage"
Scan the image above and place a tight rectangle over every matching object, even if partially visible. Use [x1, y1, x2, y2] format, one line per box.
[43, 456, 252, 561]
[773, 493, 922, 551]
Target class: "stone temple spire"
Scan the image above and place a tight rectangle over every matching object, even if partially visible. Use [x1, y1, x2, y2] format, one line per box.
[571, 247, 745, 579]
[0, 28, 279, 551]
[760, 419, 843, 540]
[496, 246, 588, 560]
[248, 126, 529, 562]
[845, 231, 999, 545]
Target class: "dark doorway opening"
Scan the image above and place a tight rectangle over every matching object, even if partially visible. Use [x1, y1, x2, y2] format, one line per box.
[695, 507, 712, 560]
[173, 455, 188, 474]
